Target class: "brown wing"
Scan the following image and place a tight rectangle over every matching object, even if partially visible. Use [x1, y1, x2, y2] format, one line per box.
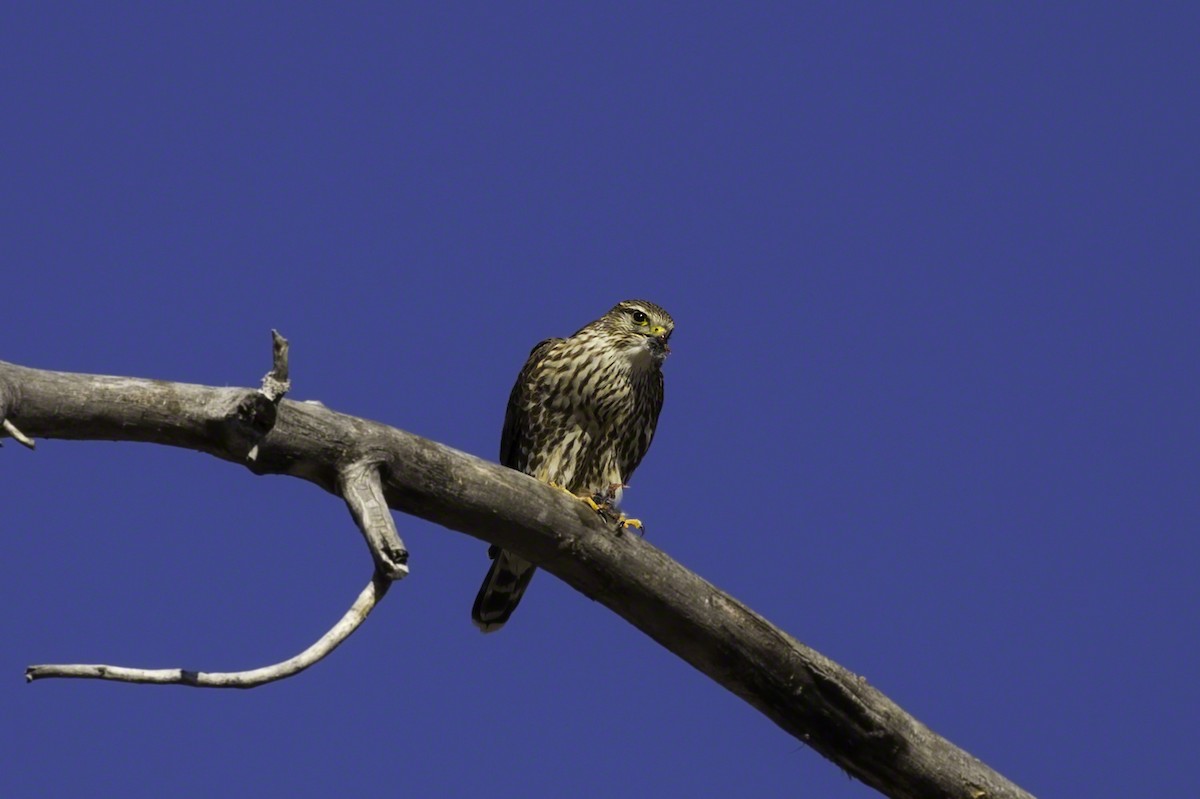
[499, 337, 561, 471]
[618, 367, 664, 485]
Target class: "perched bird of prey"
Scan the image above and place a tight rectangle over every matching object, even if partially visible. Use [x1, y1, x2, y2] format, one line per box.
[471, 299, 674, 633]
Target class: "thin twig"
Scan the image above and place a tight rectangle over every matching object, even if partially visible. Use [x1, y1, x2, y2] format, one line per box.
[26, 572, 391, 687]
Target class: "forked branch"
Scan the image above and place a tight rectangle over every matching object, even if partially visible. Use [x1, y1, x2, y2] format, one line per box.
[0, 335, 1035, 799]
[17, 333, 407, 689]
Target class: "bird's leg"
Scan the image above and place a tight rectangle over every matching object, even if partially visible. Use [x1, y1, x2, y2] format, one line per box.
[607, 483, 643, 533]
[547, 481, 642, 531]
[589, 487, 645, 535]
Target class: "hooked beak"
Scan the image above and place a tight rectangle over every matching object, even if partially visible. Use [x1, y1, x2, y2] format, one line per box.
[648, 328, 671, 357]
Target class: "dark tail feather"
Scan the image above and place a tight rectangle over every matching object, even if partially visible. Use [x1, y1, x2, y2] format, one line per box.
[471, 548, 537, 633]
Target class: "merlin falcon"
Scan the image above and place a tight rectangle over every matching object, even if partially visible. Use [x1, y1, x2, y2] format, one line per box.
[471, 300, 674, 632]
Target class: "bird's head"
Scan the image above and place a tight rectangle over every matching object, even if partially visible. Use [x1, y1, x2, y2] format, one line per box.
[600, 299, 674, 365]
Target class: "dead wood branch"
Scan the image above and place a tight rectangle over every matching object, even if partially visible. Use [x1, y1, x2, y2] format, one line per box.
[0, 341, 1035, 799]
[13, 333, 406, 688]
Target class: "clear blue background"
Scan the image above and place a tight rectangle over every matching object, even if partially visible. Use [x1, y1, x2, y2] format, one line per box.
[3, 5, 1196, 797]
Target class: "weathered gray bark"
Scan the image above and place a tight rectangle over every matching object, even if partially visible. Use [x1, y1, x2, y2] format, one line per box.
[0, 354, 1035, 799]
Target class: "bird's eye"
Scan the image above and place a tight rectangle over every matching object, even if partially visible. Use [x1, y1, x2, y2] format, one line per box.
[631, 310, 649, 325]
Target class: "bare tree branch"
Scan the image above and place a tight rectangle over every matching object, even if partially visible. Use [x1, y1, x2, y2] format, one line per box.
[0, 346, 1036, 799]
[17, 332, 406, 688]
[26, 572, 391, 687]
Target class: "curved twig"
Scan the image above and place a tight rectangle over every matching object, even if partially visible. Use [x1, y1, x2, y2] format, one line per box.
[25, 572, 391, 687]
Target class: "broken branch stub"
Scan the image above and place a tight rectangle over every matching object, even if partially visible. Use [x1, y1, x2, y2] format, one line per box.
[2, 417, 35, 449]
[0, 378, 36, 449]
[340, 460, 409, 579]
[259, 329, 291, 402]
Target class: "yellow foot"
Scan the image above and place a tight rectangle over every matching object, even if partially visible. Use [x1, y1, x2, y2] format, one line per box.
[548, 482, 603, 511]
[597, 506, 644, 534]
[546, 482, 643, 532]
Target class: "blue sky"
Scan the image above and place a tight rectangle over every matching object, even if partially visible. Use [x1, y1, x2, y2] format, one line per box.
[2, 4, 1196, 797]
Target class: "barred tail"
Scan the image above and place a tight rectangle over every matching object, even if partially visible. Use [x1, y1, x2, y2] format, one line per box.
[471, 547, 537, 633]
